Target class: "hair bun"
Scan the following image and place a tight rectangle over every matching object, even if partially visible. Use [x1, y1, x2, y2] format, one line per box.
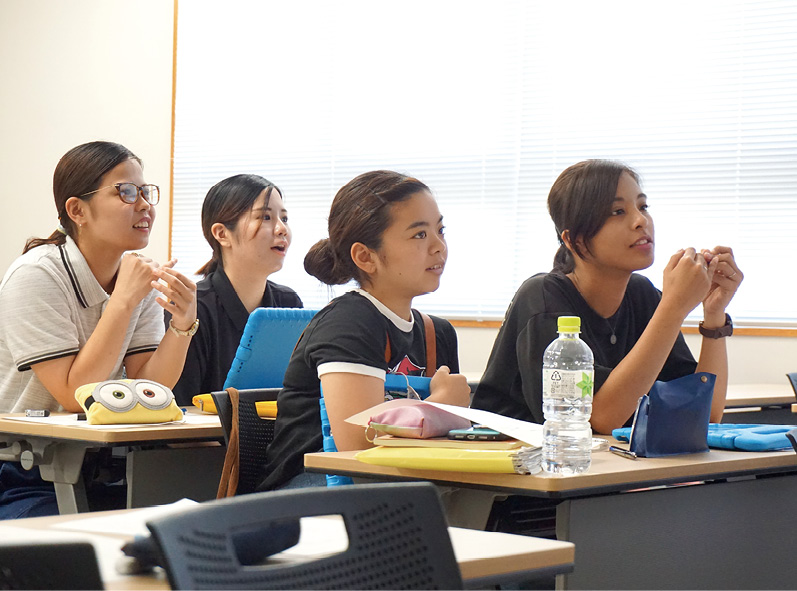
[305, 238, 351, 285]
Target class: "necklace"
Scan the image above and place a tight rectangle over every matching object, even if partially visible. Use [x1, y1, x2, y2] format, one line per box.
[605, 294, 628, 346]
[607, 315, 618, 345]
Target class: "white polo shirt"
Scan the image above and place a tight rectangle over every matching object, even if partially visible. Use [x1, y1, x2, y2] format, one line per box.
[0, 237, 163, 413]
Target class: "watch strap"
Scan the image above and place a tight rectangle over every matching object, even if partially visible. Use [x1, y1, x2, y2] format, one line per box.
[698, 313, 732, 339]
[169, 317, 199, 337]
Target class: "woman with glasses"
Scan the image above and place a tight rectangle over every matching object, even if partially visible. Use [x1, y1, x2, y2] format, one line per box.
[169, 174, 303, 406]
[0, 140, 197, 518]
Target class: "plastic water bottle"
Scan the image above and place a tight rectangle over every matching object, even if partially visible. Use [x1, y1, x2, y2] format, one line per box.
[542, 316, 594, 475]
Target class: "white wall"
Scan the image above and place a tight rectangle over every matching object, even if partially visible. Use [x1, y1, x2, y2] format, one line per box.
[456, 327, 797, 386]
[2, 0, 794, 387]
[0, 0, 173, 274]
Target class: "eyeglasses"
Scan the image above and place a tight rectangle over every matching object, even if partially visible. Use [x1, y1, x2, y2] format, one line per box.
[80, 183, 160, 205]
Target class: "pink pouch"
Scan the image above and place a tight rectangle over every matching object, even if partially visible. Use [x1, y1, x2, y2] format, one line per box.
[368, 403, 472, 439]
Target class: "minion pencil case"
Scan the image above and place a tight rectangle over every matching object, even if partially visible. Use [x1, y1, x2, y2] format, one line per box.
[75, 379, 184, 425]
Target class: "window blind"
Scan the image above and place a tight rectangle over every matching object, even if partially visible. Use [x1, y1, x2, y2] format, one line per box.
[173, 0, 797, 324]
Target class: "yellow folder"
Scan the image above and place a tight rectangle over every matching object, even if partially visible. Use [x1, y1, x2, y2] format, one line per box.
[355, 446, 519, 473]
[192, 394, 278, 419]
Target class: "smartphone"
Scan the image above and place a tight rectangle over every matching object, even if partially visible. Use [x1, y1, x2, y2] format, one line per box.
[447, 426, 511, 441]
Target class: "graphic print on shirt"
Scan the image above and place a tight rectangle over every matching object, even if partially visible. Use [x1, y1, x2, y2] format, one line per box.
[390, 355, 426, 377]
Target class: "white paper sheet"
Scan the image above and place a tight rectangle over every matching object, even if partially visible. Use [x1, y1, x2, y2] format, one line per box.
[52, 498, 200, 537]
[424, 402, 544, 447]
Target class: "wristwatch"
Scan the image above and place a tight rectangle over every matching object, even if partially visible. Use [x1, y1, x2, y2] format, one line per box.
[169, 317, 199, 337]
[698, 313, 733, 339]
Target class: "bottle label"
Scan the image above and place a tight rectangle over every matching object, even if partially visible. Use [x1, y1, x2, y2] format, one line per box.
[543, 368, 594, 398]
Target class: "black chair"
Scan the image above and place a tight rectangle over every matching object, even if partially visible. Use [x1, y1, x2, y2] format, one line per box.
[787, 428, 797, 453]
[211, 388, 280, 496]
[0, 542, 103, 590]
[146, 481, 464, 590]
[786, 372, 797, 397]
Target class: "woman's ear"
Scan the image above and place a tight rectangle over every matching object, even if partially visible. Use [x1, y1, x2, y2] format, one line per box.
[64, 197, 86, 227]
[561, 229, 574, 251]
[562, 229, 587, 261]
[350, 242, 377, 275]
[210, 222, 233, 248]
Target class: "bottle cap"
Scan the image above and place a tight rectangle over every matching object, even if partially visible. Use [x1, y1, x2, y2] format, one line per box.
[557, 316, 581, 332]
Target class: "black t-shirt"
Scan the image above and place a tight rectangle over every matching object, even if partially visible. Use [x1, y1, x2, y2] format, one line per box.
[471, 271, 697, 425]
[258, 290, 460, 491]
[168, 268, 303, 405]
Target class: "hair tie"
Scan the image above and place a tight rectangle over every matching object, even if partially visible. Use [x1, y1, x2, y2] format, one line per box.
[56, 224, 68, 235]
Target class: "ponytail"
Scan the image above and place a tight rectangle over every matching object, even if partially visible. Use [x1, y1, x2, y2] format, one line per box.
[196, 255, 220, 277]
[23, 229, 67, 254]
[552, 244, 575, 274]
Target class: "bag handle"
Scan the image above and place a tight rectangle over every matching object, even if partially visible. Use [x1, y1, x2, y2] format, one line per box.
[383, 312, 436, 377]
[216, 386, 240, 498]
[422, 312, 436, 377]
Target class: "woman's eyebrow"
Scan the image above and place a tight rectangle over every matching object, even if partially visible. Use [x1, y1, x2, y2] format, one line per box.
[613, 194, 647, 202]
[253, 206, 288, 213]
[406, 215, 443, 231]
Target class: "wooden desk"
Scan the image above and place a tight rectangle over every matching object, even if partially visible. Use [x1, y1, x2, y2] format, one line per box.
[306, 447, 797, 589]
[0, 505, 575, 590]
[0, 410, 224, 514]
[725, 382, 796, 407]
[723, 382, 797, 424]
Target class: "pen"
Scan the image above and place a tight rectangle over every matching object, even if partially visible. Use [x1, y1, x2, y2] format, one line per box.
[609, 445, 637, 460]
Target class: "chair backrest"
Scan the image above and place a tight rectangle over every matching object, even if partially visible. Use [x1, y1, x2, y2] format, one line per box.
[212, 388, 281, 496]
[146, 482, 463, 590]
[786, 428, 797, 453]
[0, 542, 103, 590]
[786, 372, 797, 397]
[212, 388, 281, 445]
[224, 307, 318, 390]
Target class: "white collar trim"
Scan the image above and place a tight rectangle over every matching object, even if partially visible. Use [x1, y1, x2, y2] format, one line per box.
[353, 288, 414, 332]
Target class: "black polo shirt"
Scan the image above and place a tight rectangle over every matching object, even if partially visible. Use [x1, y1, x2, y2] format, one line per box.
[168, 268, 303, 405]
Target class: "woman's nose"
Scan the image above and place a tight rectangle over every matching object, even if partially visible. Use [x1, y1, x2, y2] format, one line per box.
[632, 208, 648, 229]
[431, 232, 446, 253]
[136, 194, 151, 211]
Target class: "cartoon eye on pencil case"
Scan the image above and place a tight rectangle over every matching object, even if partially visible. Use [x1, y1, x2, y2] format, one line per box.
[75, 379, 183, 425]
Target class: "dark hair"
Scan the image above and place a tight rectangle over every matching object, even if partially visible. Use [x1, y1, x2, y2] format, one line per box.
[548, 159, 640, 273]
[196, 174, 282, 276]
[23, 141, 141, 253]
[305, 170, 430, 286]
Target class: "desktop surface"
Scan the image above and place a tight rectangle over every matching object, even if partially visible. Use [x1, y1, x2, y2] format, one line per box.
[0, 505, 574, 590]
[0, 409, 222, 444]
[306, 444, 797, 498]
[306, 442, 797, 589]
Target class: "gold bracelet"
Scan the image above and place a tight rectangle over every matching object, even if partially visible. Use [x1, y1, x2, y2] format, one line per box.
[169, 317, 199, 337]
